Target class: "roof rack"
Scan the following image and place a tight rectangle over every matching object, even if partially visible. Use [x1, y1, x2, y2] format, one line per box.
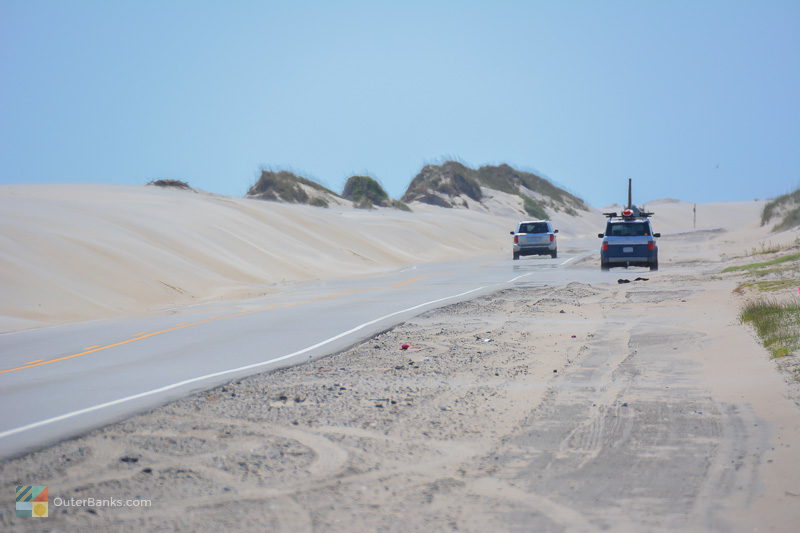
[604, 209, 654, 220]
[605, 179, 654, 219]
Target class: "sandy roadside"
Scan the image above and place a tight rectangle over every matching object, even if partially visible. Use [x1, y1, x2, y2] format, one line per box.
[2, 263, 798, 531]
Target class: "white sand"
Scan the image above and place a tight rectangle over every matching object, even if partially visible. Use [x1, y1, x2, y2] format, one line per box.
[0, 185, 501, 330]
[0, 184, 596, 331]
[3, 270, 799, 531]
[2, 184, 800, 530]
[0, 185, 785, 332]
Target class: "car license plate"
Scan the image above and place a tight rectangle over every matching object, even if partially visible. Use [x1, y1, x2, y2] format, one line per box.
[623, 247, 634, 253]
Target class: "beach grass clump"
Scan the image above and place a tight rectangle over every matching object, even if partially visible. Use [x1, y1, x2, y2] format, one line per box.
[747, 240, 799, 256]
[247, 169, 337, 207]
[475, 164, 587, 212]
[401, 161, 586, 215]
[523, 196, 548, 220]
[740, 298, 800, 357]
[722, 252, 800, 273]
[342, 175, 389, 209]
[761, 188, 800, 231]
[147, 179, 191, 190]
[735, 280, 800, 293]
[308, 197, 329, 208]
[391, 199, 411, 211]
[341, 175, 410, 211]
[751, 265, 800, 278]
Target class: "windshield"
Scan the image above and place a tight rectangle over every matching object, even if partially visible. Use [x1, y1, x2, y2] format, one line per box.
[606, 222, 651, 237]
[518, 222, 549, 234]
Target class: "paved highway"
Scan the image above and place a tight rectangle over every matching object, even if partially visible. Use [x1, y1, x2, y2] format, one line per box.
[0, 251, 600, 460]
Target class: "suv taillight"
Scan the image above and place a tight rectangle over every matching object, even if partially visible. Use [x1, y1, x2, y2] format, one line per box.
[514, 235, 519, 244]
[647, 241, 655, 250]
[602, 242, 609, 251]
[549, 234, 555, 242]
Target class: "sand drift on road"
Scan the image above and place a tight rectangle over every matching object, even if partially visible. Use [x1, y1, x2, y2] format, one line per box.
[3, 275, 799, 532]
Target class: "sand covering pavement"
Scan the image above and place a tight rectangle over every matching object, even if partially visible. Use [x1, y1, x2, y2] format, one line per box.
[2, 259, 800, 531]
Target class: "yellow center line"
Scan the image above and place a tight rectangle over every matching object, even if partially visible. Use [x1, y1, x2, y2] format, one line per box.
[390, 276, 428, 288]
[0, 288, 365, 375]
[477, 259, 501, 268]
[84, 345, 99, 350]
[3, 260, 490, 377]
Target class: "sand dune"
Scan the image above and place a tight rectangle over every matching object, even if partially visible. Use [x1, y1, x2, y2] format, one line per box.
[0, 185, 780, 332]
[0, 184, 549, 331]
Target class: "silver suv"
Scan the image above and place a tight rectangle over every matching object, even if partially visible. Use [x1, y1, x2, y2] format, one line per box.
[511, 220, 558, 260]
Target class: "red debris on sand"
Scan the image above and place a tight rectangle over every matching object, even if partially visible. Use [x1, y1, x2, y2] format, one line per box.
[400, 344, 410, 350]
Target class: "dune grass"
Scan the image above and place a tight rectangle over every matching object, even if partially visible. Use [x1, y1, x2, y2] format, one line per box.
[750, 265, 800, 278]
[740, 299, 800, 357]
[761, 188, 800, 231]
[722, 252, 800, 273]
[747, 238, 800, 256]
[523, 196, 548, 219]
[247, 169, 339, 206]
[147, 179, 191, 190]
[401, 161, 586, 215]
[735, 279, 800, 293]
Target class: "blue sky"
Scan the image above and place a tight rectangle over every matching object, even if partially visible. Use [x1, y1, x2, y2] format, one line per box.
[1, 0, 798, 206]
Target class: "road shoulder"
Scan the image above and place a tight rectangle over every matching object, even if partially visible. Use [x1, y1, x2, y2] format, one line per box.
[2, 275, 798, 531]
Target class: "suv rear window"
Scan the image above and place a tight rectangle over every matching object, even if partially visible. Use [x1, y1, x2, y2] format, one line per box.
[519, 222, 549, 233]
[606, 222, 651, 236]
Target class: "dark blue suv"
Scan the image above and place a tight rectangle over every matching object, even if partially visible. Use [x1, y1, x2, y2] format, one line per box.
[598, 209, 660, 271]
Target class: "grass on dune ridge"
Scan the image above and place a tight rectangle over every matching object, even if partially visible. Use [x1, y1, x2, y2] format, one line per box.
[740, 299, 800, 358]
[746, 238, 800, 256]
[723, 252, 800, 273]
[734, 279, 800, 293]
[731, 247, 800, 358]
[761, 188, 800, 231]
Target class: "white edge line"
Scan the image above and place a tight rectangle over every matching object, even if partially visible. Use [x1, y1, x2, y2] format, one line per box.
[508, 255, 578, 283]
[0, 286, 486, 441]
[508, 272, 534, 283]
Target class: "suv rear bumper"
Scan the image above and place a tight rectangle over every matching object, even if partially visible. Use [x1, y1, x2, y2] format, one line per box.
[515, 244, 556, 256]
[601, 250, 657, 266]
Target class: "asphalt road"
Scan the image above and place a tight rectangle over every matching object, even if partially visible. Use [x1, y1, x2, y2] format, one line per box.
[0, 250, 608, 460]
